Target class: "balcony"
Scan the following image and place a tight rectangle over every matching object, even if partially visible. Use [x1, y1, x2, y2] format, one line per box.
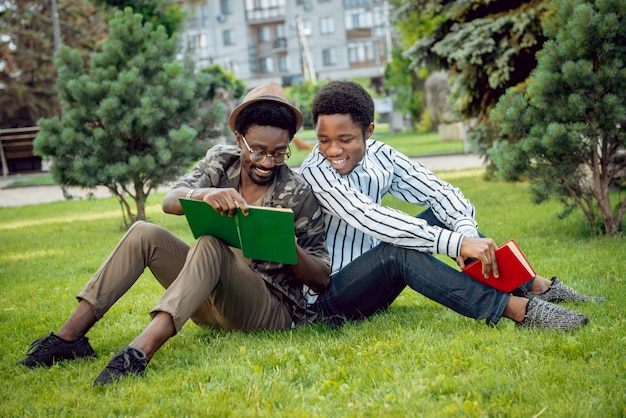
[245, 5, 285, 23]
[346, 27, 373, 40]
[273, 37, 287, 49]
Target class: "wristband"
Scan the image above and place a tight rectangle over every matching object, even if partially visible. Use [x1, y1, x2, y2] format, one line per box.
[185, 188, 198, 199]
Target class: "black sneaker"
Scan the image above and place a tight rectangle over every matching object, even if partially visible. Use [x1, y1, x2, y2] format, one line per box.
[93, 346, 147, 386]
[15, 332, 96, 368]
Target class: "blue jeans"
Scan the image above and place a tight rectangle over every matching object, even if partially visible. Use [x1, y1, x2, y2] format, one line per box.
[312, 209, 516, 326]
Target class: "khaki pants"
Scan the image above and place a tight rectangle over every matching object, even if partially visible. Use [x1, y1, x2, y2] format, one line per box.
[78, 221, 292, 333]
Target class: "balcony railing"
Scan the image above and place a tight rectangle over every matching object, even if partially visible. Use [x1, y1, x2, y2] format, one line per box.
[245, 5, 285, 22]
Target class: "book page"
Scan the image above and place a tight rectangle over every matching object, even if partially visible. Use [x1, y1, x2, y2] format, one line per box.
[237, 206, 297, 264]
[247, 205, 292, 212]
[505, 240, 536, 276]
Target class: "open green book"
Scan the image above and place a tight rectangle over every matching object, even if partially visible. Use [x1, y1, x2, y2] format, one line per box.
[179, 198, 297, 264]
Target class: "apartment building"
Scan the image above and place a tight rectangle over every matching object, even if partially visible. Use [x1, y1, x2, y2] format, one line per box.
[179, 0, 393, 89]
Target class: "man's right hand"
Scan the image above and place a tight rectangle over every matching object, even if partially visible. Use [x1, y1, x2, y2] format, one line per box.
[459, 237, 500, 279]
[200, 188, 249, 216]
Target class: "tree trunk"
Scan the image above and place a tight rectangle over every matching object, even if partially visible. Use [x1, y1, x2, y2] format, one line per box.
[592, 147, 619, 235]
[136, 201, 146, 222]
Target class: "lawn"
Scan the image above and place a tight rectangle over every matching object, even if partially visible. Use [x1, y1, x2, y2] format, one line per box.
[1, 170, 624, 417]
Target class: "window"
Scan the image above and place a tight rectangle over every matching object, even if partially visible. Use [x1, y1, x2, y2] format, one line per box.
[200, 4, 209, 26]
[258, 26, 271, 43]
[322, 48, 337, 66]
[276, 23, 286, 39]
[344, 0, 370, 7]
[345, 9, 372, 29]
[372, 5, 387, 36]
[349, 13, 360, 29]
[260, 56, 274, 73]
[279, 55, 289, 72]
[223, 29, 235, 46]
[320, 17, 334, 34]
[348, 41, 374, 63]
[301, 19, 312, 36]
[220, 0, 233, 15]
[188, 34, 207, 51]
[187, 8, 197, 28]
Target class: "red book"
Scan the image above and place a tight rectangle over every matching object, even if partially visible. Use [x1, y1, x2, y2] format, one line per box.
[462, 239, 536, 292]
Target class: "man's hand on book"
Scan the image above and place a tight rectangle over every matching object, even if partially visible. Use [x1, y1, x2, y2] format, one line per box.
[459, 237, 500, 279]
[201, 188, 249, 216]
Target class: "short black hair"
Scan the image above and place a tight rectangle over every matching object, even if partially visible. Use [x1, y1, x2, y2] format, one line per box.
[311, 81, 374, 136]
[234, 102, 298, 138]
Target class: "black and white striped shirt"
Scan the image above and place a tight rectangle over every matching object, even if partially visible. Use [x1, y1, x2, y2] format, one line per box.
[299, 140, 479, 274]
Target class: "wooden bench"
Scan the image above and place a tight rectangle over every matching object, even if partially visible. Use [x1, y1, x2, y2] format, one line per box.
[0, 127, 42, 177]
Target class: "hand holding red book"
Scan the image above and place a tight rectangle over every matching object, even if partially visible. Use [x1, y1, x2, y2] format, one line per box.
[462, 240, 537, 292]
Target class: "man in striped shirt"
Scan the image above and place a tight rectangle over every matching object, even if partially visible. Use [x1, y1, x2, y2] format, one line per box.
[299, 80, 603, 331]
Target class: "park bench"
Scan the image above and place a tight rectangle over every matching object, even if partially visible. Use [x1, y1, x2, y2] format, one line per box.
[0, 126, 42, 177]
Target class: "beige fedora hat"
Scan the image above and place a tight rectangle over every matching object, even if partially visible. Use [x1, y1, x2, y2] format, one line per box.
[227, 82, 303, 133]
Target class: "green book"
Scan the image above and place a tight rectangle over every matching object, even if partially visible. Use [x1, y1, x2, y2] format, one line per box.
[179, 198, 297, 264]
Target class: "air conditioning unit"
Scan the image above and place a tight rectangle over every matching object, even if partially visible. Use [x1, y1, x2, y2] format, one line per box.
[216, 14, 226, 23]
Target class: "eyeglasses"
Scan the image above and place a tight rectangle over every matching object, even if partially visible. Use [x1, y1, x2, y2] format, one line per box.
[240, 135, 291, 165]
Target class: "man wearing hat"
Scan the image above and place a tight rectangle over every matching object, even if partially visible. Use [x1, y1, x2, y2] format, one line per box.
[15, 83, 331, 385]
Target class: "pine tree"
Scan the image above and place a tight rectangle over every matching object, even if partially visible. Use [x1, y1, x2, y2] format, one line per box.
[491, 0, 626, 235]
[91, 0, 186, 37]
[34, 8, 220, 227]
[399, 0, 550, 157]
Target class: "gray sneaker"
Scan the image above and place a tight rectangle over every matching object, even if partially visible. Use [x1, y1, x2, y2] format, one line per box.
[518, 298, 589, 331]
[93, 346, 147, 386]
[534, 277, 605, 303]
[516, 277, 605, 303]
[15, 332, 96, 368]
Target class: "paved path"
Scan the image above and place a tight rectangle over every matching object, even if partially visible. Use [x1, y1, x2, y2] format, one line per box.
[0, 153, 484, 208]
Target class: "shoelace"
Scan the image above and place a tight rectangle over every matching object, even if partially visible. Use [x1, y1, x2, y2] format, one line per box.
[525, 299, 561, 322]
[25, 334, 55, 355]
[108, 348, 146, 372]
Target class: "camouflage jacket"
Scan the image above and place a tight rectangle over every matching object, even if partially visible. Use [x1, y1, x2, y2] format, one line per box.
[174, 144, 330, 325]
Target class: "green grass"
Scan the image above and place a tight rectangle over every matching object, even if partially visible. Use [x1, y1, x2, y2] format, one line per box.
[1, 171, 625, 417]
[3, 174, 56, 188]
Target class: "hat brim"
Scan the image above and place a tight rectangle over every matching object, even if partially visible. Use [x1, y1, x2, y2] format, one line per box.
[227, 96, 304, 134]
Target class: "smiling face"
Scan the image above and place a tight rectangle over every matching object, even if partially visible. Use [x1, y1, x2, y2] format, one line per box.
[237, 125, 291, 186]
[315, 114, 374, 176]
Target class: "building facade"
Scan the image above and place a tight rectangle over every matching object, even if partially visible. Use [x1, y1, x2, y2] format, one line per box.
[178, 0, 393, 88]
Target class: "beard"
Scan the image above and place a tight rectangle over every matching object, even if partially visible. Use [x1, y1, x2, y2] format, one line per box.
[245, 163, 278, 186]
